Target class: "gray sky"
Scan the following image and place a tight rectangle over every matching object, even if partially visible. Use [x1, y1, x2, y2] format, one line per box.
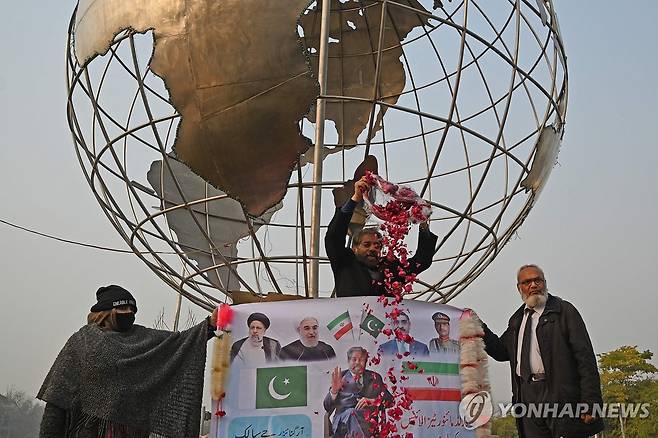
[1, 0, 656, 407]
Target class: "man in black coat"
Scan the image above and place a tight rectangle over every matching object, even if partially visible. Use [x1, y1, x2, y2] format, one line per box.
[482, 264, 604, 438]
[325, 176, 438, 297]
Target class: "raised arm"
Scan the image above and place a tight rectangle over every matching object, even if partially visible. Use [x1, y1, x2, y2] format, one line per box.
[325, 203, 354, 271]
[323, 367, 344, 413]
[325, 178, 370, 270]
[407, 222, 438, 274]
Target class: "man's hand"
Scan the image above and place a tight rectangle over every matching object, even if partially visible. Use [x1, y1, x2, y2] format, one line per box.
[330, 367, 344, 397]
[419, 220, 429, 231]
[352, 177, 371, 203]
[581, 414, 595, 424]
[355, 397, 376, 410]
[210, 307, 218, 328]
[461, 308, 475, 319]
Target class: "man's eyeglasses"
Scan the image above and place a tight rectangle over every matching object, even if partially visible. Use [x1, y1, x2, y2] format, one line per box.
[518, 277, 545, 286]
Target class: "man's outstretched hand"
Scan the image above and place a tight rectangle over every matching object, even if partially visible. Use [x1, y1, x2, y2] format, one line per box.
[581, 414, 595, 424]
[330, 367, 345, 397]
[210, 307, 218, 328]
[352, 177, 371, 203]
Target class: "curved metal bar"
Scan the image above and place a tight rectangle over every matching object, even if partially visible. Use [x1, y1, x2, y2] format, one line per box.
[65, 0, 567, 306]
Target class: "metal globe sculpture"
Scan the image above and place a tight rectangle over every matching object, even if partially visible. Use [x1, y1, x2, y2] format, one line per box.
[66, 0, 567, 309]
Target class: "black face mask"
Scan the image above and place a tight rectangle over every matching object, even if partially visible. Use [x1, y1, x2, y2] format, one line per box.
[115, 312, 135, 332]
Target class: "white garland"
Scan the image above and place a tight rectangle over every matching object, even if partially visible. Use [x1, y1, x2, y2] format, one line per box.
[460, 311, 492, 437]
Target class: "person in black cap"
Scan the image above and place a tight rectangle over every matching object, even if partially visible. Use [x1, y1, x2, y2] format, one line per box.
[87, 284, 139, 332]
[230, 312, 281, 366]
[37, 284, 219, 438]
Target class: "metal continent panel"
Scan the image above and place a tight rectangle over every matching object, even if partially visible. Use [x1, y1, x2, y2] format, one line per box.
[75, 0, 319, 216]
[301, 0, 430, 149]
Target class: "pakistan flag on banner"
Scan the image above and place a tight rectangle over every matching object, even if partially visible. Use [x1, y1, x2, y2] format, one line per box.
[256, 366, 308, 409]
[360, 313, 385, 338]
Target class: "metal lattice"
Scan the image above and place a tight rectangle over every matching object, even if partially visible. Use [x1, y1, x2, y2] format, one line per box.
[66, 0, 567, 309]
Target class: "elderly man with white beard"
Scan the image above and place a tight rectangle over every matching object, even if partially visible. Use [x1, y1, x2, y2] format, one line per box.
[481, 264, 604, 438]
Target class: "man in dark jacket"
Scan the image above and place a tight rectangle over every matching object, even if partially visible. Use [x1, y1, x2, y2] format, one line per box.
[482, 265, 604, 438]
[325, 176, 437, 297]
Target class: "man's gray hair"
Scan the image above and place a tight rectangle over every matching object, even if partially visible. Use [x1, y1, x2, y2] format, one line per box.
[352, 227, 382, 246]
[296, 316, 318, 330]
[517, 264, 545, 281]
[346, 346, 369, 360]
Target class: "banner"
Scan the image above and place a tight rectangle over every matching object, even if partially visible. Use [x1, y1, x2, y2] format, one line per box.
[210, 297, 483, 438]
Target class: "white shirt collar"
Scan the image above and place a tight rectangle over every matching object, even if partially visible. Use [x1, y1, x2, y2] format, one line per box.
[524, 301, 546, 316]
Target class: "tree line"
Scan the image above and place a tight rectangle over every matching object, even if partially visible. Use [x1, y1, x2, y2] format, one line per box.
[491, 345, 657, 438]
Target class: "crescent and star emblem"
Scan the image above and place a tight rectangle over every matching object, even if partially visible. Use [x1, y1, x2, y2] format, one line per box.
[366, 319, 378, 332]
[268, 376, 291, 400]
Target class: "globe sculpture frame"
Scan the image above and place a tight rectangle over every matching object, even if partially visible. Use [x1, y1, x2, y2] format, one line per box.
[66, 0, 568, 311]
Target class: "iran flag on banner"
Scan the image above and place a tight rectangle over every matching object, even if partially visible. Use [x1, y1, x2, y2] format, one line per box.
[402, 361, 462, 401]
[326, 311, 353, 340]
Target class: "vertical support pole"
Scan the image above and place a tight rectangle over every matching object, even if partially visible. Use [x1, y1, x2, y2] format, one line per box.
[172, 291, 183, 331]
[309, 0, 332, 298]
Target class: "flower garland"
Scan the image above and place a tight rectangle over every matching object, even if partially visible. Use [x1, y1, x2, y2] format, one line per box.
[211, 304, 234, 418]
[459, 310, 492, 437]
[360, 172, 432, 437]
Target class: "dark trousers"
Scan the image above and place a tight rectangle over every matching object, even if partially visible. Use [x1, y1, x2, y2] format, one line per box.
[518, 379, 590, 438]
[518, 379, 555, 438]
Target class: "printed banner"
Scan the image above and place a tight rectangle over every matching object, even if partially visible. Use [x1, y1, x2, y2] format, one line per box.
[210, 297, 476, 438]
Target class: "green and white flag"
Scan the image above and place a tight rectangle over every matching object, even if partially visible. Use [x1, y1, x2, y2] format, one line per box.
[327, 311, 353, 340]
[255, 366, 308, 409]
[360, 313, 385, 338]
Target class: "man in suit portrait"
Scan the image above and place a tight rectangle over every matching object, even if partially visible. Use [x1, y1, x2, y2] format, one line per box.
[324, 347, 392, 438]
[230, 312, 281, 366]
[429, 312, 460, 355]
[378, 312, 429, 357]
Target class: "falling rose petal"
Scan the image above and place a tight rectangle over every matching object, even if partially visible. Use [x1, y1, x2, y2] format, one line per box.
[360, 172, 435, 437]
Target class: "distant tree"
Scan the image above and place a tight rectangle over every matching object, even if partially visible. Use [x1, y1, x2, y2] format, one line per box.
[0, 388, 44, 438]
[490, 414, 518, 438]
[598, 346, 658, 438]
[153, 306, 198, 330]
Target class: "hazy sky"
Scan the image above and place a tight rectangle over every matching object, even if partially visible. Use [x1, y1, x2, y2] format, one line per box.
[1, 0, 656, 408]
